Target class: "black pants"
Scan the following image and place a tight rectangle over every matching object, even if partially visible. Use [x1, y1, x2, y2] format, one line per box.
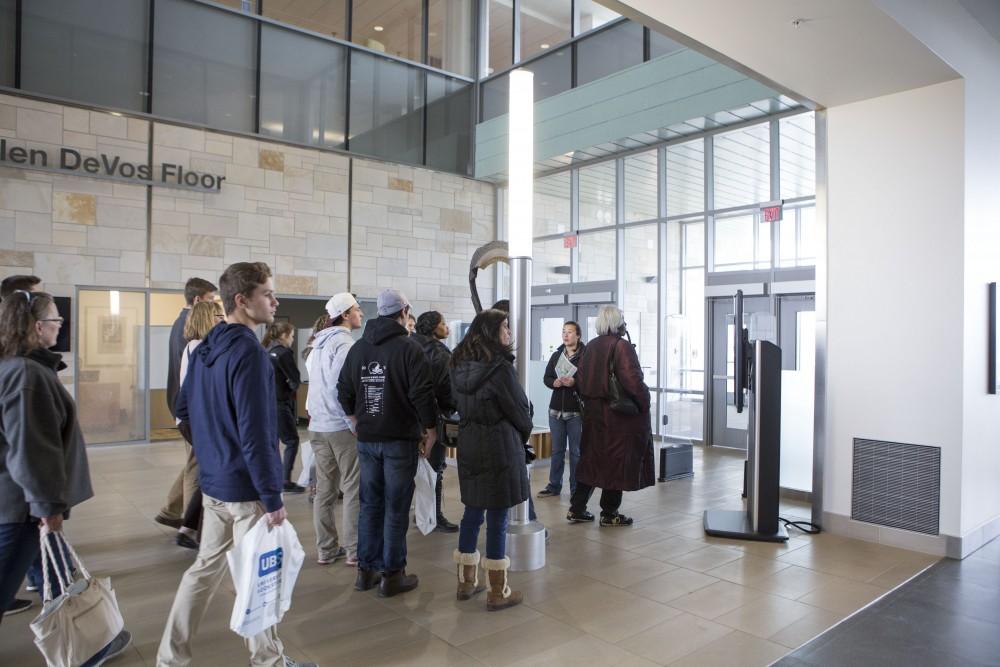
[276, 397, 300, 481]
[569, 482, 622, 517]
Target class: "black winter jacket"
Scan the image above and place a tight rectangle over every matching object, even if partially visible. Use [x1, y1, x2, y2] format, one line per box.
[337, 316, 437, 443]
[410, 332, 455, 415]
[543, 343, 585, 413]
[451, 355, 532, 509]
[267, 342, 301, 402]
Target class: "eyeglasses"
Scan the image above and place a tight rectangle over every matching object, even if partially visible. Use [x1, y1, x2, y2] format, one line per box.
[39, 317, 64, 324]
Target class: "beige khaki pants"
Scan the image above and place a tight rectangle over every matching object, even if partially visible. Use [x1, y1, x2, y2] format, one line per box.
[160, 441, 199, 521]
[311, 430, 361, 561]
[156, 495, 284, 667]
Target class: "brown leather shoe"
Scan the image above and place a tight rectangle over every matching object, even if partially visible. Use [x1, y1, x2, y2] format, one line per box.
[354, 568, 381, 592]
[484, 557, 523, 611]
[453, 550, 486, 600]
[378, 569, 418, 598]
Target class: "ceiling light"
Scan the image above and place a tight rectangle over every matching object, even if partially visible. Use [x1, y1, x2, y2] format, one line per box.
[373, 25, 384, 31]
[540, 43, 550, 49]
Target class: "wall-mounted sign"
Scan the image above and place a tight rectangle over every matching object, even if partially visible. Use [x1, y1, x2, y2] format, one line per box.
[0, 138, 226, 192]
[563, 234, 577, 249]
[761, 200, 783, 223]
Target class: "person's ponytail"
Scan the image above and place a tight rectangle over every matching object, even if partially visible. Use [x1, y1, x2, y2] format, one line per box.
[0, 290, 53, 358]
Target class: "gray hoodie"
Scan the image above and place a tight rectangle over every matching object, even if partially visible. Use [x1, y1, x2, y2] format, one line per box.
[306, 326, 356, 433]
[0, 349, 93, 523]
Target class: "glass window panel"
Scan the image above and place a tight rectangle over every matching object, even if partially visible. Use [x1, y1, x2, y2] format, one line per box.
[21, 0, 149, 112]
[154, 0, 256, 132]
[534, 172, 570, 235]
[259, 25, 347, 148]
[662, 391, 703, 441]
[778, 211, 796, 268]
[666, 139, 704, 217]
[78, 289, 147, 444]
[624, 150, 658, 222]
[425, 75, 472, 174]
[263, 0, 347, 39]
[525, 46, 571, 102]
[624, 225, 659, 386]
[349, 51, 424, 164]
[578, 161, 616, 229]
[575, 0, 619, 34]
[532, 237, 570, 285]
[649, 29, 685, 59]
[713, 122, 771, 209]
[352, 0, 422, 62]
[577, 229, 616, 282]
[684, 219, 704, 267]
[665, 218, 705, 439]
[757, 220, 772, 269]
[519, 0, 570, 61]
[214, 0, 257, 11]
[427, 0, 475, 77]
[0, 0, 14, 87]
[575, 20, 643, 86]
[487, 0, 513, 76]
[799, 205, 816, 264]
[713, 213, 754, 271]
[780, 112, 816, 199]
[480, 72, 508, 122]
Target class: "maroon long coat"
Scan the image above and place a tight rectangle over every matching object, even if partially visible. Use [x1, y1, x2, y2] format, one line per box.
[574, 334, 655, 492]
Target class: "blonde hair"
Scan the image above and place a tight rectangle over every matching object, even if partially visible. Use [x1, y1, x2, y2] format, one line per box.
[595, 304, 624, 336]
[184, 300, 223, 341]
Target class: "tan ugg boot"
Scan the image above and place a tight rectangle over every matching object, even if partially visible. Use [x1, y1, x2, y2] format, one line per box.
[484, 556, 523, 611]
[453, 549, 486, 600]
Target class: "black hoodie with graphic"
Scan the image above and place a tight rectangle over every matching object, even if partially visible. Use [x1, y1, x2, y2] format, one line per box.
[336, 316, 437, 443]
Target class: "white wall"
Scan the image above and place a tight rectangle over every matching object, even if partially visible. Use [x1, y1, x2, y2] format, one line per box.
[876, 0, 1000, 539]
[825, 79, 965, 536]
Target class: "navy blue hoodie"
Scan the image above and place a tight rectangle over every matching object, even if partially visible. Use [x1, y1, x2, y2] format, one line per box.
[176, 323, 283, 512]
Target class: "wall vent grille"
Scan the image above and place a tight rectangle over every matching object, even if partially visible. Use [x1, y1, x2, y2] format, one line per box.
[851, 438, 940, 535]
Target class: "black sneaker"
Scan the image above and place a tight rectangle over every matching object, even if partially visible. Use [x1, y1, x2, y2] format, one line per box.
[175, 533, 199, 550]
[434, 515, 459, 533]
[283, 482, 306, 493]
[537, 487, 560, 498]
[600, 513, 634, 527]
[566, 510, 595, 523]
[4, 598, 33, 616]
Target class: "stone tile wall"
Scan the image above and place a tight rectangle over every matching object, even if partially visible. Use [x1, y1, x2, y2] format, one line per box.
[0, 93, 496, 318]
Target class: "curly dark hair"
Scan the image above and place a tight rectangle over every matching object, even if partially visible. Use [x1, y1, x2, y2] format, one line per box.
[450, 309, 511, 366]
[415, 310, 443, 336]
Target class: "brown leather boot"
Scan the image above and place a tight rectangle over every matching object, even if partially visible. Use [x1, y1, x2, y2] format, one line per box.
[484, 556, 522, 611]
[453, 549, 486, 600]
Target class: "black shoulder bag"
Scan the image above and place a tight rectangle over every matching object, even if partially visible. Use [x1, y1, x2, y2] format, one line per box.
[607, 339, 639, 415]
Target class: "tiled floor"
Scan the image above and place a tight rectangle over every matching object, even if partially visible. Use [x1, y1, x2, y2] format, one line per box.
[0, 441, 940, 666]
[778, 535, 1000, 666]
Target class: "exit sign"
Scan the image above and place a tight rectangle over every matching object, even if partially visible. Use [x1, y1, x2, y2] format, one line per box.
[563, 234, 577, 248]
[761, 202, 783, 223]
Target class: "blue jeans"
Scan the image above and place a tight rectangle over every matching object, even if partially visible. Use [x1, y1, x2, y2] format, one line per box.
[357, 441, 418, 573]
[547, 414, 582, 494]
[458, 506, 509, 560]
[0, 520, 40, 618]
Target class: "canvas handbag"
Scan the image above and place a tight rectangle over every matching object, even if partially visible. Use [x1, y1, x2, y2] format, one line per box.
[227, 518, 305, 638]
[30, 532, 125, 667]
[607, 340, 639, 415]
[414, 457, 438, 536]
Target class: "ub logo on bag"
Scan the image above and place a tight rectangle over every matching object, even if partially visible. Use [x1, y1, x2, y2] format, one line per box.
[258, 548, 283, 576]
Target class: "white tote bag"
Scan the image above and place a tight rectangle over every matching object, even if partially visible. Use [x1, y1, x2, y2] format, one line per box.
[414, 458, 437, 536]
[30, 532, 125, 667]
[227, 518, 305, 639]
[296, 440, 314, 488]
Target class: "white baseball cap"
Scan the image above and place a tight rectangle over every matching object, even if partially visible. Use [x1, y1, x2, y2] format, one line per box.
[325, 292, 359, 319]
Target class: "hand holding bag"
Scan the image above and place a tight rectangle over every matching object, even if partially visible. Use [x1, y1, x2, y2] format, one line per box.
[607, 340, 640, 415]
[31, 532, 125, 667]
[227, 518, 305, 639]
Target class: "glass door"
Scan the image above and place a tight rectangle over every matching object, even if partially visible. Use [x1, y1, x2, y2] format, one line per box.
[76, 288, 148, 445]
[777, 294, 816, 491]
[708, 295, 772, 450]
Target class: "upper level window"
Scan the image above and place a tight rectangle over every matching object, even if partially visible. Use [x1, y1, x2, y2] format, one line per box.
[427, 0, 475, 78]
[519, 0, 570, 61]
[575, 0, 618, 34]
[352, 0, 423, 63]
[263, 0, 348, 40]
